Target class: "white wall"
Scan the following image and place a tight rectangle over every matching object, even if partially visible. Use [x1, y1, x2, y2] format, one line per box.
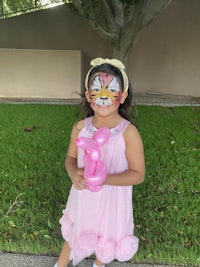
[0, 49, 82, 99]
[129, 0, 200, 97]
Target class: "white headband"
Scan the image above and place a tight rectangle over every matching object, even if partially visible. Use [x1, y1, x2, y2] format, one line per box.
[85, 57, 129, 92]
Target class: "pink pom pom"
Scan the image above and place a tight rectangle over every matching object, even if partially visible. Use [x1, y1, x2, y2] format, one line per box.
[95, 237, 115, 264]
[115, 235, 139, 262]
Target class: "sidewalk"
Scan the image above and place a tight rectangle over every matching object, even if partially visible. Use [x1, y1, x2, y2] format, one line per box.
[0, 93, 199, 106]
[0, 252, 184, 267]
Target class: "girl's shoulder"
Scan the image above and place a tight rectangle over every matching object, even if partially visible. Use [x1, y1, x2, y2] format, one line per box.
[70, 119, 85, 139]
[123, 122, 143, 143]
[74, 119, 85, 131]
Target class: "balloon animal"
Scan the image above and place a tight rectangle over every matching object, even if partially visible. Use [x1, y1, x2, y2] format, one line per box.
[76, 127, 110, 192]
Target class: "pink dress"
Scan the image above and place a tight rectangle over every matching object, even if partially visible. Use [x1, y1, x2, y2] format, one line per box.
[59, 117, 138, 265]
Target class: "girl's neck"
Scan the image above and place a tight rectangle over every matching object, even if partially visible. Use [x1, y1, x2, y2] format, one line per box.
[92, 113, 122, 129]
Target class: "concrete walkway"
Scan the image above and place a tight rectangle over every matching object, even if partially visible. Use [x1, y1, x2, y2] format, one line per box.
[0, 93, 199, 106]
[0, 252, 185, 267]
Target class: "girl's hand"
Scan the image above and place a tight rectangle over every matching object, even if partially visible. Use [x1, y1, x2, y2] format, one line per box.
[71, 168, 86, 190]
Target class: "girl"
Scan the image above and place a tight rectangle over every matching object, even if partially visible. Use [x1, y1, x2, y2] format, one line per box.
[54, 58, 145, 267]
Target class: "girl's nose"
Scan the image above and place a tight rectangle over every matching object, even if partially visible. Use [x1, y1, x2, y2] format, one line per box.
[99, 87, 110, 99]
[100, 96, 108, 100]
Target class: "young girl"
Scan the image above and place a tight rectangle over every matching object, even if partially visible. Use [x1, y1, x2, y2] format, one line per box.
[54, 58, 145, 267]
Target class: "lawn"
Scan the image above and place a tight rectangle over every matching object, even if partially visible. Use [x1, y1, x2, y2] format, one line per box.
[0, 104, 199, 266]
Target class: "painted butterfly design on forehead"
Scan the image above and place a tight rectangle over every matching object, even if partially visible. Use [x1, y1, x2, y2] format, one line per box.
[89, 73, 122, 107]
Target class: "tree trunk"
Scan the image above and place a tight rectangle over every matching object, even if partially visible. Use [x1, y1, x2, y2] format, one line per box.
[112, 29, 138, 65]
[1, 0, 5, 19]
[112, 2, 144, 65]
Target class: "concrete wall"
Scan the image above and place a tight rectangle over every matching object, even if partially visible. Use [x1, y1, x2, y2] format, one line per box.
[0, 49, 82, 99]
[0, 0, 199, 99]
[130, 0, 200, 97]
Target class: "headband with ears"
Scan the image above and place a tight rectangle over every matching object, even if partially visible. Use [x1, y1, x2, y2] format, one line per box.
[85, 57, 129, 92]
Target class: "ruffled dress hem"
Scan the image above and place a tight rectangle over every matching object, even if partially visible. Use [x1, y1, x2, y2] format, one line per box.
[59, 216, 139, 265]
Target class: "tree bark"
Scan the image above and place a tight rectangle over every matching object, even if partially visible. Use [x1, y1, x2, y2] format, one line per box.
[112, 2, 144, 64]
[1, 0, 5, 19]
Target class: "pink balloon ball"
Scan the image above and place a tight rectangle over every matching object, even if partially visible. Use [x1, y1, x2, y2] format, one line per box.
[84, 160, 107, 187]
[93, 127, 110, 146]
[88, 150, 100, 162]
[76, 137, 98, 151]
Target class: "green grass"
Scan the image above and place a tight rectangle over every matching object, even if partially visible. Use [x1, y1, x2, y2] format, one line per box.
[0, 104, 199, 266]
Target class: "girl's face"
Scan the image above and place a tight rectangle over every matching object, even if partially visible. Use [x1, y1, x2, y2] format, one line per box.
[86, 72, 127, 111]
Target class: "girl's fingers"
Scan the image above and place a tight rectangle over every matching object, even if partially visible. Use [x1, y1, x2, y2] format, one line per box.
[74, 178, 86, 190]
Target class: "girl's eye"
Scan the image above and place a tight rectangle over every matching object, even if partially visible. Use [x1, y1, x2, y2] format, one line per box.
[93, 88, 100, 92]
[90, 86, 100, 92]
[109, 88, 117, 93]
[108, 77, 121, 92]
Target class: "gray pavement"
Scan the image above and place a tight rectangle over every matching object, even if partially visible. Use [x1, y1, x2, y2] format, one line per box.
[0, 93, 199, 106]
[0, 252, 185, 267]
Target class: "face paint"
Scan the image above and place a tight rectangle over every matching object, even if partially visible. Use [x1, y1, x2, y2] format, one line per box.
[88, 73, 122, 107]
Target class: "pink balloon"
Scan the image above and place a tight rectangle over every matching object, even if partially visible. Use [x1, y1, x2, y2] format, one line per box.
[93, 127, 110, 146]
[88, 150, 101, 162]
[84, 161, 108, 192]
[76, 127, 110, 192]
[76, 138, 97, 151]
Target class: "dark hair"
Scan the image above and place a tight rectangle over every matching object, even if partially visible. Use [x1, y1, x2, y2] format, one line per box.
[77, 63, 133, 121]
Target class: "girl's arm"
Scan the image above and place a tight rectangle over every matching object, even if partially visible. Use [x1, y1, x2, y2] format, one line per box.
[65, 121, 87, 190]
[104, 124, 145, 186]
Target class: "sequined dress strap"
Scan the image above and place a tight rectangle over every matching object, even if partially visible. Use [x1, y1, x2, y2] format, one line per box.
[84, 117, 130, 137]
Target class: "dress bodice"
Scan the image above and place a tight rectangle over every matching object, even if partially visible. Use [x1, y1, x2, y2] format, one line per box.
[84, 116, 130, 137]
